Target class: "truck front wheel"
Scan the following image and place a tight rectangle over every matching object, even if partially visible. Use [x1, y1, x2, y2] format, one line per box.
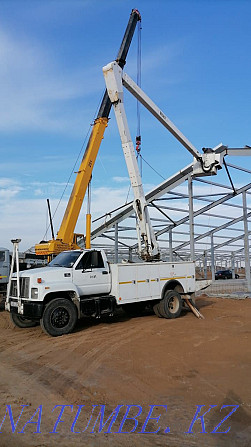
[41, 298, 77, 337]
[10, 313, 37, 328]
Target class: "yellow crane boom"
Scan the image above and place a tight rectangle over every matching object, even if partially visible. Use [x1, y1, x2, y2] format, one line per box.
[35, 9, 141, 256]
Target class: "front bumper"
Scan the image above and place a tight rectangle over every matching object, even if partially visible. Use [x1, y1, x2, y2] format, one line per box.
[6, 299, 44, 320]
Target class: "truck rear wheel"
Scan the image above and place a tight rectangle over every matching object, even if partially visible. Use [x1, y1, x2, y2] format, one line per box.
[41, 298, 77, 337]
[10, 313, 37, 328]
[158, 290, 182, 319]
[153, 302, 163, 318]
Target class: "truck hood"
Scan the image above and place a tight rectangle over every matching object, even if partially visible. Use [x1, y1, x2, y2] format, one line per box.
[17, 266, 73, 283]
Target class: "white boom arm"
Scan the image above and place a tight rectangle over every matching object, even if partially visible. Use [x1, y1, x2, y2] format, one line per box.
[103, 61, 160, 260]
[104, 62, 229, 177]
[120, 71, 251, 175]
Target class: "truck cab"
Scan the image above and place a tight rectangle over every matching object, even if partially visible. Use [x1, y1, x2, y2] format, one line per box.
[48, 249, 111, 296]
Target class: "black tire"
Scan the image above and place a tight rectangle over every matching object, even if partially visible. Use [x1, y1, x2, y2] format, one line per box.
[153, 302, 163, 318]
[41, 298, 77, 337]
[122, 302, 146, 317]
[10, 313, 37, 328]
[158, 290, 182, 319]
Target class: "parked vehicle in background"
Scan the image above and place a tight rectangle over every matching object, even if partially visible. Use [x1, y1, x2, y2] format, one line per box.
[0, 247, 46, 308]
[215, 269, 239, 280]
[0, 248, 10, 307]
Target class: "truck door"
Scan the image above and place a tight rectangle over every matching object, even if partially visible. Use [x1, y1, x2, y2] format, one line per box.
[73, 250, 110, 296]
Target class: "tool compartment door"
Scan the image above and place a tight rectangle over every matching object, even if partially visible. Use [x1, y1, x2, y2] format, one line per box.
[136, 263, 160, 301]
[111, 263, 160, 304]
[111, 263, 137, 304]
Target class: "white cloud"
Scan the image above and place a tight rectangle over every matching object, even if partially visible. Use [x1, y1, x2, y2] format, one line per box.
[34, 189, 43, 196]
[0, 178, 19, 187]
[0, 185, 131, 251]
[0, 177, 24, 200]
[31, 181, 73, 188]
[112, 176, 130, 183]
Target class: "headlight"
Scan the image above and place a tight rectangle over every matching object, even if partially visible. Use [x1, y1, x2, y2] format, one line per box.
[31, 288, 39, 299]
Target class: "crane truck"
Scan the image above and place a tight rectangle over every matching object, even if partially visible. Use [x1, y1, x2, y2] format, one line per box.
[6, 245, 200, 336]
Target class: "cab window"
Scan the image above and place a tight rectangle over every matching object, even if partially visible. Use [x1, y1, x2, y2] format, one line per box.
[76, 251, 104, 270]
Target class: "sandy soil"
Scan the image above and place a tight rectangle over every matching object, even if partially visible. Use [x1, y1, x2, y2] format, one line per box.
[0, 296, 250, 447]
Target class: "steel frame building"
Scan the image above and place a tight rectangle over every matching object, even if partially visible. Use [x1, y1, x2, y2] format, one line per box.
[88, 66, 251, 289]
[90, 159, 251, 292]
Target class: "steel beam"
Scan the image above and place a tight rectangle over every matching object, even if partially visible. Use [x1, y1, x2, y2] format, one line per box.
[242, 191, 251, 291]
[188, 175, 195, 261]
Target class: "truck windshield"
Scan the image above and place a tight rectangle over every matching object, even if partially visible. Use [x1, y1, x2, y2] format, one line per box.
[48, 251, 82, 268]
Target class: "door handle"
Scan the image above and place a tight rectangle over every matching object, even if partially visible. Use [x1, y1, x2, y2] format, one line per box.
[102, 271, 108, 275]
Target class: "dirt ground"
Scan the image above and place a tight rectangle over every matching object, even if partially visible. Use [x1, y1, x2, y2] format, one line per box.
[0, 295, 250, 447]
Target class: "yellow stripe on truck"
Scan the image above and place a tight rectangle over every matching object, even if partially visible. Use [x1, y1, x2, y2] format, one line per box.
[160, 276, 187, 281]
[119, 275, 192, 285]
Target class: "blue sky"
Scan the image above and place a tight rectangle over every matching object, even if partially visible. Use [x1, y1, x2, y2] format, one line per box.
[0, 0, 251, 250]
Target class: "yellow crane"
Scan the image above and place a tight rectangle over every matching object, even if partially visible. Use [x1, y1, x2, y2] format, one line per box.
[35, 9, 141, 257]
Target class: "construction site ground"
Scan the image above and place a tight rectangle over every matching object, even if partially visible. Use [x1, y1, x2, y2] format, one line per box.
[0, 295, 250, 447]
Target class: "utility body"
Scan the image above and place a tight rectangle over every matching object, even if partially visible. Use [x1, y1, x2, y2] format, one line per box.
[6, 248, 203, 336]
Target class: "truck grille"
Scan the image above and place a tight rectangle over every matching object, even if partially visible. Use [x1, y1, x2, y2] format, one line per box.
[10, 277, 30, 298]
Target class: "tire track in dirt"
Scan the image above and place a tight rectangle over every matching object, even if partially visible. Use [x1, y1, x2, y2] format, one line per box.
[1, 314, 169, 404]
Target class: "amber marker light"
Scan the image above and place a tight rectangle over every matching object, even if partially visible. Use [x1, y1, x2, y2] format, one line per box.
[37, 278, 42, 284]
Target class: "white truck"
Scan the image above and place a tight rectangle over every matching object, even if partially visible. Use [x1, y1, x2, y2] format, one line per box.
[5, 248, 198, 336]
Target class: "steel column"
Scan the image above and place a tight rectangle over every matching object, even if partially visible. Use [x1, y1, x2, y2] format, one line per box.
[188, 175, 195, 261]
[211, 234, 215, 280]
[203, 251, 208, 279]
[231, 251, 235, 279]
[169, 229, 173, 262]
[114, 223, 119, 264]
[242, 191, 251, 291]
